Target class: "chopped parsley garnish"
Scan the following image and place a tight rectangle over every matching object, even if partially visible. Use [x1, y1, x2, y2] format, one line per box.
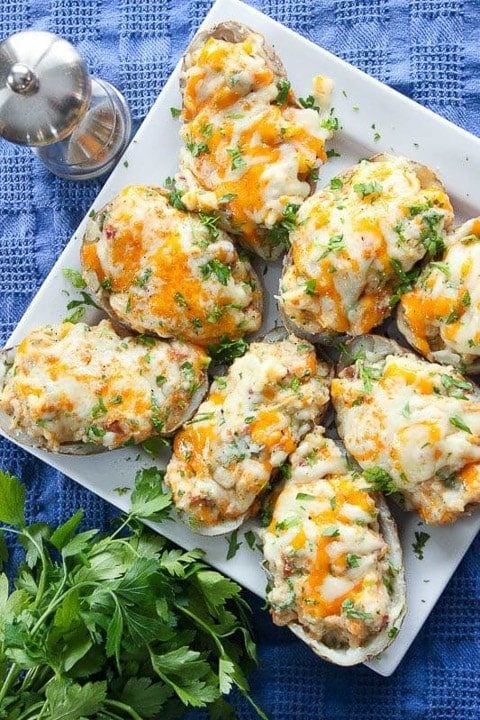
[304, 279, 317, 295]
[226, 529, 242, 559]
[185, 412, 215, 425]
[207, 337, 248, 364]
[308, 167, 320, 182]
[330, 177, 343, 190]
[135, 268, 152, 287]
[219, 192, 238, 204]
[164, 176, 186, 211]
[441, 374, 472, 399]
[279, 463, 292, 480]
[341, 599, 372, 620]
[413, 531, 430, 559]
[326, 148, 341, 158]
[362, 466, 397, 494]
[346, 554, 360, 568]
[437, 469, 459, 489]
[449, 415, 472, 434]
[357, 360, 382, 392]
[110, 395, 123, 404]
[136, 334, 156, 347]
[213, 375, 227, 390]
[266, 203, 300, 250]
[388, 626, 399, 639]
[86, 424, 106, 440]
[156, 375, 167, 386]
[274, 79, 291, 106]
[185, 137, 209, 157]
[430, 261, 450, 277]
[319, 234, 345, 259]
[91, 396, 107, 419]
[275, 516, 300, 532]
[298, 95, 320, 111]
[353, 181, 382, 198]
[227, 145, 247, 171]
[174, 291, 188, 308]
[296, 492, 316, 501]
[244, 530, 257, 550]
[200, 259, 231, 286]
[100, 277, 112, 290]
[321, 116, 339, 131]
[462, 289, 471, 306]
[170, 106, 181, 118]
[444, 310, 459, 325]
[389, 260, 421, 306]
[321, 526, 340, 537]
[63, 268, 86, 289]
[198, 211, 220, 240]
[419, 211, 445, 256]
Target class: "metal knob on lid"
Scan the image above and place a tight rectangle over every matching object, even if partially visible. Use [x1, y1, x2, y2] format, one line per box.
[0, 30, 131, 179]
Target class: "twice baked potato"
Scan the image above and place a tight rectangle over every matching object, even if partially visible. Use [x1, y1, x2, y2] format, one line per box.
[165, 332, 331, 534]
[332, 335, 480, 524]
[177, 21, 335, 260]
[81, 185, 262, 346]
[0, 320, 209, 453]
[261, 427, 405, 666]
[279, 154, 454, 342]
[399, 217, 480, 371]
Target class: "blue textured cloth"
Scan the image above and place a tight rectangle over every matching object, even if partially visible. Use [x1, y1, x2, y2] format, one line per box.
[0, 1, 479, 718]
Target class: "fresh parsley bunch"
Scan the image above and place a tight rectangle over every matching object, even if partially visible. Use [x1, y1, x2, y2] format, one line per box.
[0, 468, 266, 719]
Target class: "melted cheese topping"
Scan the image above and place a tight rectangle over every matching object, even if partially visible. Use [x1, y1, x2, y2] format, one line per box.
[280, 156, 454, 336]
[0, 321, 209, 450]
[165, 336, 331, 529]
[81, 186, 262, 345]
[178, 33, 333, 259]
[332, 352, 480, 523]
[262, 428, 392, 648]
[400, 218, 480, 366]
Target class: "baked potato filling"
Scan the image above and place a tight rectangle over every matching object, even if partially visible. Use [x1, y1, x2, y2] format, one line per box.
[332, 351, 480, 523]
[81, 186, 262, 345]
[165, 336, 331, 529]
[262, 429, 394, 649]
[400, 217, 480, 366]
[178, 31, 334, 258]
[0, 320, 209, 450]
[280, 155, 454, 336]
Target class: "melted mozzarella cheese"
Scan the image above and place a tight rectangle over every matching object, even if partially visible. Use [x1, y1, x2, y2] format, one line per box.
[400, 217, 480, 366]
[178, 33, 334, 259]
[280, 155, 454, 336]
[262, 428, 392, 648]
[0, 321, 209, 450]
[332, 352, 480, 523]
[165, 336, 331, 529]
[81, 186, 262, 345]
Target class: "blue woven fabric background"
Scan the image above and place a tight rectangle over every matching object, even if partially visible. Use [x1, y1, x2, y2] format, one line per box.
[0, 0, 479, 717]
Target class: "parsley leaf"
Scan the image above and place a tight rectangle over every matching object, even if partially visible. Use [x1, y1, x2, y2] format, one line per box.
[362, 466, 397, 494]
[353, 181, 382, 198]
[449, 415, 472, 434]
[274, 79, 291, 106]
[201, 259, 231, 285]
[207, 336, 249, 364]
[413, 531, 430, 559]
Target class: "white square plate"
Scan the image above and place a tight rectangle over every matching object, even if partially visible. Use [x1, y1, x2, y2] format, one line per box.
[3, 0, 480, 677]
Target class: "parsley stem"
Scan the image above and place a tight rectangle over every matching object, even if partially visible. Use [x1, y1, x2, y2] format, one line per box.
[0, 663, 21, 707]
[14, 701, 45, 720]
[175, 603, 224, 655]
[104, 700, 144, 720]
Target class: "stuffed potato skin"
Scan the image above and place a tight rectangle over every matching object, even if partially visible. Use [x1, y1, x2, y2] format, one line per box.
[0, 320, 209, 452]
[81, 185, 262, 346]
[261, 427, 405, 666]
[177, 21, 335, 260]
[332, 335, 480, 524]
[165, 334, 331, 534]
[398, 217, 480, 370]
[280, 154, 454, 342]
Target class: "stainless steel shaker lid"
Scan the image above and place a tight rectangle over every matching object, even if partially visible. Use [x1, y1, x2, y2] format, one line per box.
[0, 31, 91, 146]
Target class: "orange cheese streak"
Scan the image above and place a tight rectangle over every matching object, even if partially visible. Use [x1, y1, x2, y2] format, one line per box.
[401, 292, 458, 355]
[250, 408, 296, 454]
